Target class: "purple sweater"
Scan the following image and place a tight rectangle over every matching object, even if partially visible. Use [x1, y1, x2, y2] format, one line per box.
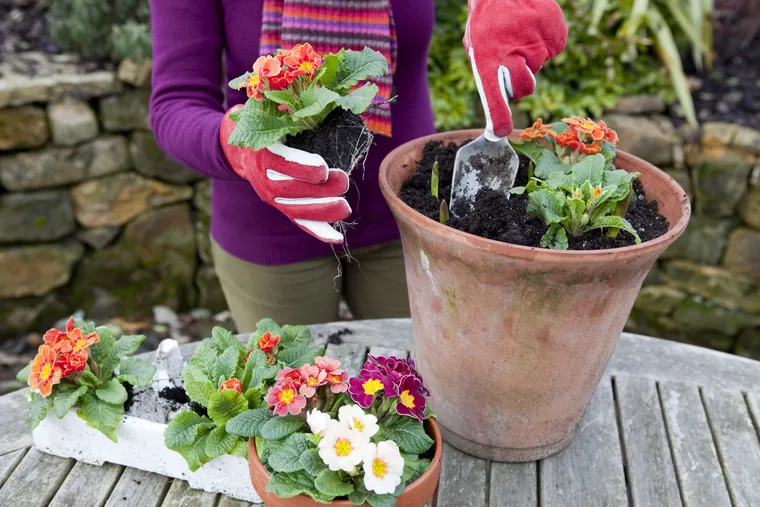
[149, 0, 436, 265]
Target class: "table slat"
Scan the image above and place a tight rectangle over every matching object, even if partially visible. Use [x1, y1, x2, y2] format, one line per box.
[701, 387, 760, 507]
[324, 342, 367, 377]
[436, 443, 487, 507]
[489, 462, 537, 507]
[0, 448, 27, 489]
[49, 461, 124, 507]
[659, 381, 731, 507]
[0, 448, 74, 507]
[104, 467, 172, 507]
[310, 320, 415, 351]
[540, 378, 628, 507]
[367, 346, 409, 359]
[161, 479, 218, 507]
[615, 375, 682, 507]
[217, 494, 264, 507]
[746, 392, 760, 435]
[0, 390, 32, 455]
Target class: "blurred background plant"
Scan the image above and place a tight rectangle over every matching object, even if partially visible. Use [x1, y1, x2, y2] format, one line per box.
[46, 0, 151, 62]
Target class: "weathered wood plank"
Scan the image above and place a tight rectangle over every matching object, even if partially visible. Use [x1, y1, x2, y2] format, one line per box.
[0, 448, 74, 506]
[540, 378, 628, 507]
[609, 333, 760, 392]
[368, 346, 409, 359]
[746, 392, 760, 437]
[0, 448, 27, 489]
[161, 479, 218, 507]
[104, 467, 172, 507]
[311, 320, 415, 351]
[436, 443, 487, 507]
[49, 461, 124, 507]
[659, 381, 731, 507]
[324, 342, 367, 378]
[217, 495, 264, 507]
[701, 387, 760, 507]
[615, 375, 682, 507]
[0, 389, 32, 455]
[489, 462, 537, 507]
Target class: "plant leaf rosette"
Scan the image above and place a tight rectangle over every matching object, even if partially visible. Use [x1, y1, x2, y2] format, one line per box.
[226, 43, 388, 151]
[163, 318, 436, 506]
[509, 117, 642, 250]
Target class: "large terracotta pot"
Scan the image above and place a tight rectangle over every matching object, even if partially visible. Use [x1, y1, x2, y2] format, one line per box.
[248, 420, 442, 507]
[378, 130, 691, 462]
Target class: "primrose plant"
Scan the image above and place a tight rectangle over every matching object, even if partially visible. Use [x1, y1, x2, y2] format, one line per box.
[510, 117, 641, 249]
[227, 43, 388, 151]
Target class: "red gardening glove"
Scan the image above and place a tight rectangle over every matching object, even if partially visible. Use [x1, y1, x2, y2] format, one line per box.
[464, 0, 568, 138]
[220, 105, 351, 244]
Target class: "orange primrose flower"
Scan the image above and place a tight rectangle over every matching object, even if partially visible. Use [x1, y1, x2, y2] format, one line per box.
[220, 378, 243, 393]
[578, 142, 602, 155]
[43, 317, 99, 353]
[283, 43, 323, 80]
[598, 120, 619, 145]
[519, 118, 554, 141]
[29, 344, 63, 397]
[253, 55, 283, 78]
[258, 332, 281, 353]
[55, 350, 88, 377]
[563, 116, 606, 141]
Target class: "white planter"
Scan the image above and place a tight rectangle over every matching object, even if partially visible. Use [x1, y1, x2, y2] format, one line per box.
[31, 338, 262, 503]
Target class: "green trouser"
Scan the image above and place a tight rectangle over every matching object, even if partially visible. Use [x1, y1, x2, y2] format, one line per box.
[211, 239, 411, 332]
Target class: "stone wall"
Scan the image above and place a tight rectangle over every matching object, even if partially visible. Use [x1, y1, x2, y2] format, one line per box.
[0, 53, 226, 338]
[1, 58, 759, 360]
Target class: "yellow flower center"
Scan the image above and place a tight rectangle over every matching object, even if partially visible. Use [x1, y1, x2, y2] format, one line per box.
[400, 390, 416, 409]
[40, 363, 53, 382]
[299, 61, 314, 72]
[308, 377, 319, 386]
[329, 374, 341, 383]
[277, 387, 295, 405]
[352, 417, 365, 432]
[334, 439, 352, 457]
[362, 379, 383, 395]
[72, 339, 86, 352]
[372, 458, 388, 478]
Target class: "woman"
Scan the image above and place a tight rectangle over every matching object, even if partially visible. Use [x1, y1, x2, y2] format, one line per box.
[149, 0, 566, 331]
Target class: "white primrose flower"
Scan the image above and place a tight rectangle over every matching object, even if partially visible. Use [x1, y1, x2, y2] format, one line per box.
[306, 408, 331, 436]
[338, 404, 379, 440]
[318, 420, 368, 472]
[362, 441, 405, 495]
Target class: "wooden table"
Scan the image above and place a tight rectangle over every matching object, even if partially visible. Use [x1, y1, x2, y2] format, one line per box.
[1, 319, 759, 507]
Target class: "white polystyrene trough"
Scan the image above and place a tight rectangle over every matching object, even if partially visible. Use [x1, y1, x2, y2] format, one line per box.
[32, 339, 261, 503]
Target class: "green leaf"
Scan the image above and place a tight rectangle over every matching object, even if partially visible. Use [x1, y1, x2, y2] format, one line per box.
[318, 50, 343, 87]
[603, 170, 641, 201]
[189, 339, 220, 381]
[229, 439, 249, 459]
[533, 150, 568, 179]
[348, 486, 370, 506]
[213, 327, 244, 353]
[263, 89, 298, 108]
[279, 325, 310, 349]
[380, 419, 434, 454]
[564, 197, 587, 235]
[27, 392, 52, 430]
[335, 82, 379, 114]
[226, 408, 273, 438]
[259, 415, 305, 441]
[118, 357, 156, 387]
[88, 326, 115, 365]
[278, 346, 323, 369]
[330, 47, 388, 91]
[245, 388, 263, 408]
[207, 389, 248, 425]
[176, 431, 212, 472]
[367, 494, 397, 507]
[269, 433, 313, 473]
[402, 452, 422, 482]
[249, 365, 280, 389]
[212, 346, 241, 387]
[227, 102, 303, 151]
[95, 378, 128, 405]
[205, 426, 239, 459]
[77, 370, 101, 388]
[570, 154, 606, 187]
[408, 458, 431, 484]
[540, 224, 569, 250]
[100, 334, 145, 379]
[164, 410, 216, 450]
[587, 216, 642, 244]
[228, 71, 254, 90]
[292, 86, 341, 120]
[255, 318, 282, 337]
[315, 469, 354, 497]
[430, 160, 439, 199]
[509, 139, 545, 164]
[77, 392, 124, 442]
[16, 360, 32, 383]
[53, 384, 88, 418]
[266, 471, 322, 499]
[509, 186, 526, 195]
[300, 448, 327, 477]
[527, 189, 566, 225]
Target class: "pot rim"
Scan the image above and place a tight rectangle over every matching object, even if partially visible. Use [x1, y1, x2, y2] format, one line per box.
[379, 129, 692, 262]
[248, 419, 443, 505]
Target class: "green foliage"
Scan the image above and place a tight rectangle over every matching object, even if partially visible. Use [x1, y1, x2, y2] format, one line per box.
[47, 0, 151, 62]
[377, 419, 434, 454]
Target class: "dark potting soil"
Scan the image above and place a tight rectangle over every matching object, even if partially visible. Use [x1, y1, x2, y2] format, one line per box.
[326, 327, 353, 345]
[123, 382, 135, 412]
[159, 386, 208, 417]
[285, 108, 371, 171]
[400, 140, 669, 250]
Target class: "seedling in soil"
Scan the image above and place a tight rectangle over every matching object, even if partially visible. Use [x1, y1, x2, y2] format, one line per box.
[431, 160, 440, 199]
[440, 199, 450, 225]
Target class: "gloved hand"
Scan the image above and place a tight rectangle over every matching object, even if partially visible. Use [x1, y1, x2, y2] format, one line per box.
[464, 0, 568, 138]
[220, 105, 351, 244]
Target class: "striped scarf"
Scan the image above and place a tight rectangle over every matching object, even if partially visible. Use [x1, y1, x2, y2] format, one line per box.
[260, 0, 397, 137]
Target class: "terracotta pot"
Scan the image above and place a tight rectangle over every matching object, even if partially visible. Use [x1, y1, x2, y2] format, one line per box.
[378, 130, 690, 462]
[248, 420, 442, 507]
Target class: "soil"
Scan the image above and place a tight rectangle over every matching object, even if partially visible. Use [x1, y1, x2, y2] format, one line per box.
[285, 108, 372, 171]
[159, 386, 208, 417]
[400, 141, 669, 250]
[123, 382, 135, 412]
[326, 328, 353, 345]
